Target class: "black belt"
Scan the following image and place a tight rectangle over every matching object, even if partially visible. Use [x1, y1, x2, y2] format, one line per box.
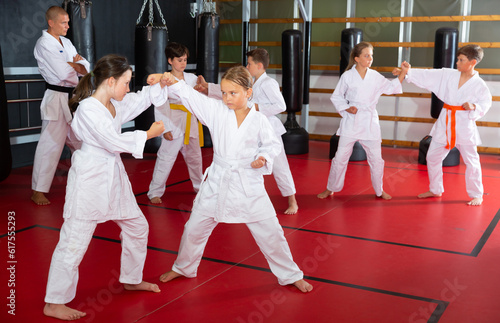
[45, 82, 75, 97]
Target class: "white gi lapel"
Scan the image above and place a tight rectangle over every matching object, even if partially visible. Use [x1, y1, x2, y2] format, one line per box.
[228, 106, 256, 152]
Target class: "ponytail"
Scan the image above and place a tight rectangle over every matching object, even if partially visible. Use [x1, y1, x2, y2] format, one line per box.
[68, 54, 132, 113]
[345, 41, 373, 71]
[69, 73, 94, 113]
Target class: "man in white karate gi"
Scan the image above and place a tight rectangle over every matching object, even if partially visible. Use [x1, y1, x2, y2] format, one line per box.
[32, 5, 89, 205]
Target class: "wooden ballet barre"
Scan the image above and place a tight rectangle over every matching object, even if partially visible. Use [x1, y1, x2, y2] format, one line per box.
[312, 15, 500, 23]
[220, 41, 500, 49]
[220, 15, 500, 25]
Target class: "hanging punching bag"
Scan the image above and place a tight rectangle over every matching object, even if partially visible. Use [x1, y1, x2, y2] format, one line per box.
[330, 28, 366, 161]
[134, 0, 169, 153]
[196, 12, 219, 83]
[431, 27, 458, 119]
[281, 29, 308, 155]
[63, 0, 95, 67]
[339, 28, 363, 76]
[196, 10, 219, 148]
[0, 46, 12, 182]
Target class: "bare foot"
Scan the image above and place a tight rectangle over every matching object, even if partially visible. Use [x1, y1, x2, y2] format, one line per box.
[43, 303, 86, 320]
[150, 196, 162, 204]
[317, 190, 334, 199]
[284, 195, 298, 215]
[417, 191, 442, 199]
[123, 281, 161, 293]
[377, 191, 392, 200]
[31, 190, 50, 205]
[467, 197, 483, 206]
[293, 279, 313, 293]
[159, 270, 183, 283]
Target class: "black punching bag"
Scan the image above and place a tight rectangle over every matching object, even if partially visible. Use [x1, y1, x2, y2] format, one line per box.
[63, 0, 95, 67]
[196, 12, 219, 83]
[281, 30, 308, 155]
[134, 1, 169, 153]
[0, 46, 12, 182]
[330, 28, 366, 161]
[339, 28, 363, 76]
[196, 11, 219, 148]
[431, 28, 458, 119]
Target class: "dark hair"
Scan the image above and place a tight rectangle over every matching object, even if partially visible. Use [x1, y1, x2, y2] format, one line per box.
[221, 65, 253, 91]
[246, 48, 269, 69]
[69, 54, 132, 113]
[346, 41, 373, 71]
[165, 42, 189, 61]
[457, 44, 484, 64]
[46, 6, 67, 22]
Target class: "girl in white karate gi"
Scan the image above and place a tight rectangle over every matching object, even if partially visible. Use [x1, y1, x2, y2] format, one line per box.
[196, 48, 299, 215]
[401, 44, 492, 206]
[150, 66, 312, 293]
[148, 42, 203, 204]
[317, 42, 408, 200]
[43, 55, 168, 321]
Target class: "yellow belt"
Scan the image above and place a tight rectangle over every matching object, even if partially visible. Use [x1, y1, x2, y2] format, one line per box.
[170, 104, 204, 147]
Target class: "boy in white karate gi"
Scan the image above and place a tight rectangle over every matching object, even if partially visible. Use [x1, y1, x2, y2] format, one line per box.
[196, 48, 299, 214]
[318, 42, 408, 200]
[148, 42, 203, 204]
[43, 55, 168, 321]
[148, 66, 312, 292]
[402, 44, 492, 206]
[32, 6, 90, 205]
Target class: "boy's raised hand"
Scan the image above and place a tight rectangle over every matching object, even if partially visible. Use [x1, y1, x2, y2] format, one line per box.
[401, 61, 411, 72]
[194, 75, 209, 94]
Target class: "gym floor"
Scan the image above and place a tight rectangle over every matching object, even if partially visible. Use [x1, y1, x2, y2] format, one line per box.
[1, 141, 500, 322]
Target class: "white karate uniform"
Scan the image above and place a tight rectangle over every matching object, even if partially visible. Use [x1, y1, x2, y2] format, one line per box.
[208, 73, 296, 197]
[45, 84, 168, 304]
[327, 66, 402, 195]
[406, 68, 492, 197]
[168, 81, 304, 285]
[148, 72, 203, 199]
[32, 30, 90, 193]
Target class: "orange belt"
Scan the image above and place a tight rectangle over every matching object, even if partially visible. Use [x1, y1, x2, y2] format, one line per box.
[443, 103, 466, 150]
[170, 104, 204, 147]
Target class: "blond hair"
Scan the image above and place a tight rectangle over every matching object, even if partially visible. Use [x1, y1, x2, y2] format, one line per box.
[221, 65, 253, 91]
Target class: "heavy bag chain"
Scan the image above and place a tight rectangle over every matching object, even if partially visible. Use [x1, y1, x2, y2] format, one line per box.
[62, 0, 91, 19]
[136, 0, 167, 41]
[199, 0, 218, 29]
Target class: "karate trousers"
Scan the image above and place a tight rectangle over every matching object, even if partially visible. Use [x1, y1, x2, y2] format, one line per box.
[32, 115, 81, 193]
[327, 136, 384, 196]
[426, 141, 483, 198]
[45, 215, 148, 304]
[148, 136, 203, 199]
[272, 137, 297, 197]
[172, 213, 304, 286]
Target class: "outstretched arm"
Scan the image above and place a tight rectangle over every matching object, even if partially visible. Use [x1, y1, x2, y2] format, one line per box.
[147, 73, 177, 88]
